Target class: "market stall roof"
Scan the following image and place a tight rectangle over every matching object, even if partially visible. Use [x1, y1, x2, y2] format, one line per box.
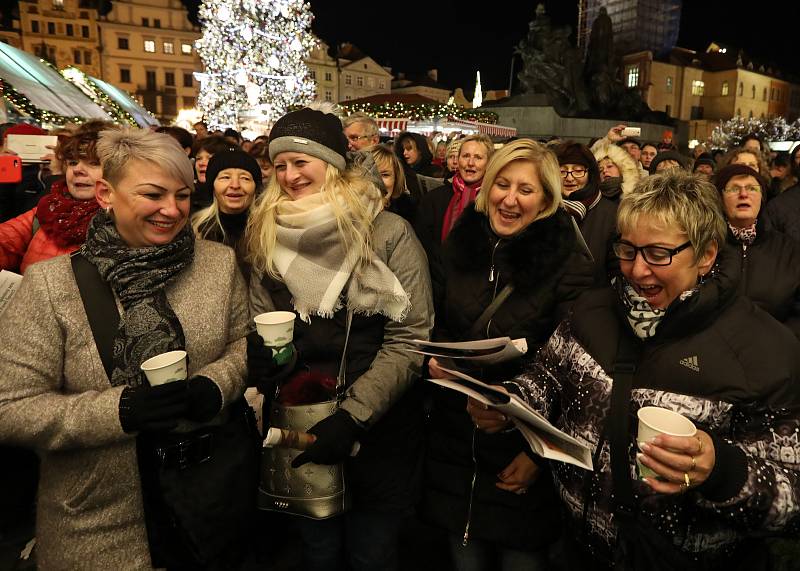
[61, 66, 159, 128]
[0, 42, 111, 123]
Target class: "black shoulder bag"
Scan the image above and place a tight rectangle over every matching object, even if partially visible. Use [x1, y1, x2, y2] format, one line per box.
[609, 331, 697, 570]
[71, 252, 260, 567]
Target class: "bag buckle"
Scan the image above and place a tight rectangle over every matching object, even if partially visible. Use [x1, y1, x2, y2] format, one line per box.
[171, 433, 213, 470]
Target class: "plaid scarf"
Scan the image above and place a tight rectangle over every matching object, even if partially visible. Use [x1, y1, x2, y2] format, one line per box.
[273, 191, 410, 323]
[80, 210, 194, 387]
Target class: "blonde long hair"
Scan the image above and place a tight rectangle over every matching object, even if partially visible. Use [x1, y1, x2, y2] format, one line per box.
[245, 161, 382, 280]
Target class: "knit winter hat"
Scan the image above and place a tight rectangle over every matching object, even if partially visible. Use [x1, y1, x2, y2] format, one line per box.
[555, 141, 595, 169]
[268, 107, 348, 171]
[692, 152, 716, 172]
[205, 149, 263, 189]
[617, 137, 642, 149]
[713, 164, 768, 195]
[649, 151, 688, 174]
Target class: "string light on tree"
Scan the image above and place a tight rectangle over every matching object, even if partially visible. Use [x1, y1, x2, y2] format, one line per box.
[196, 0, 316, 130]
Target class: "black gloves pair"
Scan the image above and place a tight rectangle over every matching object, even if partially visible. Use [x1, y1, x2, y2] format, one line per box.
[246, 331, 297, 397]
[119, 376, 222, 434]
[291, 410, 363, 468]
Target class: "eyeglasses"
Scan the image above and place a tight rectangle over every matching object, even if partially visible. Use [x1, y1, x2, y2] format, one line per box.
[560, 168, 587, 179]
[612, 240, 692, 266]
[723, 184, 761, 194]
[346, 134, 372, 142]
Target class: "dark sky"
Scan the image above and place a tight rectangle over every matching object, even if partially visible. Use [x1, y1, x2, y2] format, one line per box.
[180, 1, 798, 94]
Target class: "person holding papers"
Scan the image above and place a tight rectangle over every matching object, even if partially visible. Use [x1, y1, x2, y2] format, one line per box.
[422, 139, 594, 570]
[472, 171, 800, 568]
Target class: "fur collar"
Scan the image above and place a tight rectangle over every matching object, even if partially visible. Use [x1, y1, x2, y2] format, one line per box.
[444, 205, 577, 292]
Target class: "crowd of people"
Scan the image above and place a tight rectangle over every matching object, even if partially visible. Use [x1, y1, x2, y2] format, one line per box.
[1, 107, 800, 570]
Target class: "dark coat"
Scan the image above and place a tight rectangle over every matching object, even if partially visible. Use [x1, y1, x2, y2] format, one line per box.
[394, 132, 442, 178]
[412, 182, 453, 293]
[765, 182, 800, 244]
[422, 206, 594, 550]
[727, 226, 800, 338]
[578, 196, 619, 286]
[508, 254, 800, 567]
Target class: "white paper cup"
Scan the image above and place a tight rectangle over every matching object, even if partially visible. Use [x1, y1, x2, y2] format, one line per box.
[636, 406, 696, 479]
[140, 350, 188, 386]
[254, 311, 296, 346]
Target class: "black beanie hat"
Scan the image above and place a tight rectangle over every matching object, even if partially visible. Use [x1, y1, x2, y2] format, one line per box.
[268, 107, 348, 171]
[205, 150, 263, 189]
[692, 152, 716, 172]
[554, 141, 596, 169]
[649, 150, 688, 175]
[713, 164, 769, 195]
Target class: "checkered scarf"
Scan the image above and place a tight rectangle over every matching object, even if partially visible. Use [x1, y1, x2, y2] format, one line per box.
[273, 191, 410, 323]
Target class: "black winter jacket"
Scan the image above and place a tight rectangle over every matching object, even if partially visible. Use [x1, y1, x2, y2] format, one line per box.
[509, 255, 800, 567]
[422, 206, 594, 550]
[765, 183, 800, 244]
[726, 225, 800, 338]
[577, 196, 618, 286]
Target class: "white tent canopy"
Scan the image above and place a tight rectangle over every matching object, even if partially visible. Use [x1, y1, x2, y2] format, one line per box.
[0, 42, 111, 122]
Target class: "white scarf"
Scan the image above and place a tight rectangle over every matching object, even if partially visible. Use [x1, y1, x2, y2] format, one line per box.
[273, 191, 410, 323]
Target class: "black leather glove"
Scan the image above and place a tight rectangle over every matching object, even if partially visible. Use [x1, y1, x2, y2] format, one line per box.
[186, 376, 222, 422]
[291, 410, 363, 468]
[246, 331, 297, 396]
[119, 380, 188, 433]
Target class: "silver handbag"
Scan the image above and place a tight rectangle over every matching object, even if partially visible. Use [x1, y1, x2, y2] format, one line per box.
[258, 311, 353, 519]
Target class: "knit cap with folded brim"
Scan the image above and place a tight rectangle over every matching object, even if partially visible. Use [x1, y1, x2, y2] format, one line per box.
[205, 149, 263, 189]
[268, 107, 348, 171]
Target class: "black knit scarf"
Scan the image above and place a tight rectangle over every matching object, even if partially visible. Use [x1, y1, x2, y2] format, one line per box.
[80, 210, 195, 387]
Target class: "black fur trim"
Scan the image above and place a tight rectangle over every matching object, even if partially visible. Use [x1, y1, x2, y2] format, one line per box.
[444, 205, 578, 292]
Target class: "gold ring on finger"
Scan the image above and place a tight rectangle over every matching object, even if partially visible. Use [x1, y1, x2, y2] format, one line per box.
[696, 437, 703, 454]
[684, 472, 691, 488]
[690, 456, 696, 471]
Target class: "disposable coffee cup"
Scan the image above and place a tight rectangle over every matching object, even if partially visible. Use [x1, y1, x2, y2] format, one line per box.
[636, 406, 696, 479]
[140, 350, 188, 386]
[254, 311, 296, 347]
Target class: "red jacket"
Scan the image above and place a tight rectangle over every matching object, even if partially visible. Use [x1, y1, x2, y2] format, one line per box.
[0, 207, 78, 274]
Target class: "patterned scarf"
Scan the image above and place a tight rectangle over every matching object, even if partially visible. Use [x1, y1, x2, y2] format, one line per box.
[729, 221, 757, 246]
[441, 173, 482, 242]
[273, 191, 410, 323]
[563, 186, 602, 221]
[613, 276, 698, 339]
[36, 178, 100, 248]
[80, 210, 195, 387]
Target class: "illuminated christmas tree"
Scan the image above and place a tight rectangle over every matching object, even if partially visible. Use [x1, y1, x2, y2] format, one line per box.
[195, 0, 316, 130]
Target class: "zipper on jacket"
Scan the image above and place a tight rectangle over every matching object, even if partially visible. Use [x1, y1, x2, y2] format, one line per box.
[462, 427, 479, 546]
[739, 243, 748, 294]
[488, 239, 501, 282]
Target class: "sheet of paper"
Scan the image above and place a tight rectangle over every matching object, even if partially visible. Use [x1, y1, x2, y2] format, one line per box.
[408, 337, 527, 365]
[0, 270, 23, 317]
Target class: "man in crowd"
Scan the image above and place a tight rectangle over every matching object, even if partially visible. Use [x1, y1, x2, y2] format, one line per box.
[640, 142, 658, 172]
[342, 112, 380, 151]
[618, 137, 648, 178]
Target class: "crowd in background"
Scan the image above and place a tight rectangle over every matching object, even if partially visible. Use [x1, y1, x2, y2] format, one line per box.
[1, 106, 800, 571]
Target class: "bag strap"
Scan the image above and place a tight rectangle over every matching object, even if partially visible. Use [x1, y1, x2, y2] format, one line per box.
[335, 309, 353, 402]
[70, 252, 120, 381]
[609, 330, 641, 515]
[468, 283, 514, 339]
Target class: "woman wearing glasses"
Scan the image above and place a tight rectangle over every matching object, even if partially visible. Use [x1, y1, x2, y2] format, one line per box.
[423, 140, 594, 570]
[715, 164, 800, 338]
[469, 170, 800, 568]
[554, 141, 619, 285]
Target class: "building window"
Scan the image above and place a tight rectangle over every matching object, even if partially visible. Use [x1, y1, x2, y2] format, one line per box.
[625, 65, 639, 88]
[79, 10, 88, 18]
[120, 68, 131, 83]
[164, 42, 174, 54]
[118, 37, 129, 49]
[144, 40, 156, 53]
[181, 43, 192, 55]
[690, 106, 704, 119]
[691, 80, 704, 96]
[84, 51, 92, 65]
[766, 87, 771, 102]
[324, 90, 332, 101]
[165, 72, 175, 86]
[379, 80, 385, 89]
[665, 76, 673, 93]
[183, 72, 193, 87]
[665, 104, 671, 116]
[356, 76, 363, 87]
[82, 25, 89, 38]
[146, 70, 157, 90]
[52, 0, 64, 8]
[47, 22, 55, 35]
[749, 110, 753, 118]
[66, 23, 73, 36]
[738, 82, 743, 96]
[324, 72, 332, 82]
[309, 69, 316, 80]
[345, 74, 351, 85]
[142, 17, 149, 27]
[154, 19, 161, 28]
[751, 85, 755, 98]
[31, 20, 39, 33]
[183, 96, 196, 108]
[737, 108, 741, 116]
[73, 50, 81, 64]
[345, 95, 351, 100]
[367, 77, 374, 88]
[721, 81, 729, 96]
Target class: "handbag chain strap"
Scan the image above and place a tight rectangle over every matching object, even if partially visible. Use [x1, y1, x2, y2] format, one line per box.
[609, 330, 641, 515]
[336, 309, 354, 403]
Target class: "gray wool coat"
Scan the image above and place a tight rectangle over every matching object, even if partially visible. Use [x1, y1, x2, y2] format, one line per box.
[0, 239, 249, 570]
